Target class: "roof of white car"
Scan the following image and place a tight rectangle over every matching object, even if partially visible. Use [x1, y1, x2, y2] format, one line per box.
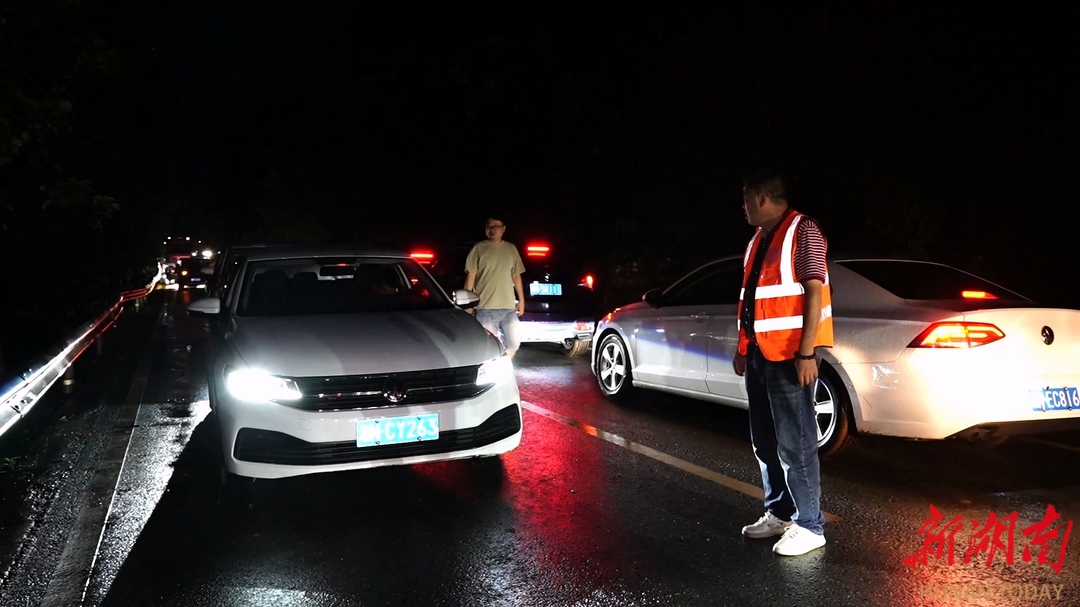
[240, 244, 410, 262]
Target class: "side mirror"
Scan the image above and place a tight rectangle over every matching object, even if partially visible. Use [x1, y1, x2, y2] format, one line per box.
[453, 289, 481, 309]
[188, 297, 223, 317]
[643, 288, 663, 308]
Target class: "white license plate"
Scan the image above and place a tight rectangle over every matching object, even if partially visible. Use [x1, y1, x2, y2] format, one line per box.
[356, 413, 440, 447]
[1031, 387, 1080, 412]
[529, 282, 562, 296]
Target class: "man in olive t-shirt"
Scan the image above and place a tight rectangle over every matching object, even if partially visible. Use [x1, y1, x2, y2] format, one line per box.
[465, 216, 526, 357]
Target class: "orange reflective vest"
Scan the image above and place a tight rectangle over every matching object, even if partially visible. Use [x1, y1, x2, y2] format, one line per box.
[737, 211, 834, 361]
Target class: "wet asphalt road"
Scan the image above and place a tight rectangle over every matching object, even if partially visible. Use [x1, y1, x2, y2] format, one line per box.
[2, 288, 1079, 607]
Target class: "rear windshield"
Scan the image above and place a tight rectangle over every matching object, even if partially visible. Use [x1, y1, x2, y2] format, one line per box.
[836, 260, 1030, 301]
[238, 257, 452, 316]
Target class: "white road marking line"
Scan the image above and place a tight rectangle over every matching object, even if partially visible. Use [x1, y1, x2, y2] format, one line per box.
[520, 400, 841, 522]
[40, 301, 163, 607]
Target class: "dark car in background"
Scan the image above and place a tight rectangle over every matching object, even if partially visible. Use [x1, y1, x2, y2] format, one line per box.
[175, 255, 214, 289]
[427, 240, 603, 356]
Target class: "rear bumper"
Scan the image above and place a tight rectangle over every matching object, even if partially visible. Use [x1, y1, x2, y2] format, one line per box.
[518, 319, 595, 344]
[950, 418, 1080, 441]
[842, 356, 1080, 440]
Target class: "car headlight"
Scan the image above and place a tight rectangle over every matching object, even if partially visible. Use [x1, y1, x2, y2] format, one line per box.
[226, 369, 302, 402]
[475, 355, 514, 386]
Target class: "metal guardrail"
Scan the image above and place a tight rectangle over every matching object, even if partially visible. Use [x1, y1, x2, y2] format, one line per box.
[0, 266, 164, 440]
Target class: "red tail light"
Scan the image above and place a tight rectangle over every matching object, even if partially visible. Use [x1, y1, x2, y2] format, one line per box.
[909, 322, 1005, 348]
[525, 244, 549, 257]
[962, 290, 997, 299]
[410, 251, 435, 265]
[582, 275, 594, 289]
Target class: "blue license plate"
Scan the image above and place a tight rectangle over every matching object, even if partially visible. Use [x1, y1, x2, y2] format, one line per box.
[1031, 387, 1080, 412]
[356, 413, 440, 447]
[529, 282, 562, 296]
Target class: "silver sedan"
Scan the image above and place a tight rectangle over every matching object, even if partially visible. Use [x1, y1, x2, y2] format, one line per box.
[591, 255, 1080, 457]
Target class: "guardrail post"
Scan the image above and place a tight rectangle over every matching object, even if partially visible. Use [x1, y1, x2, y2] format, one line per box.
[63, 365, 75, 395]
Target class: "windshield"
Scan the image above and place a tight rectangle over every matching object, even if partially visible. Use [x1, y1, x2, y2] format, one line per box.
[238, 257, 453, 316]
[836, 260, 1031, 301]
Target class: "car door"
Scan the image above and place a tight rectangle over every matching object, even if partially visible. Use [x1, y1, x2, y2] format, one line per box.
[631, 260, 736, 394]
[200, 253, 249, 385]
[701, 260, 751, 402]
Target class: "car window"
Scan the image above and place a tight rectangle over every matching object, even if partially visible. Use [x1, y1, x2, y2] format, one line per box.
[216, 251, 248, 304]
[664, 259, 744, 306]
[836, 260, 1030, 301]
[237, 258, 453, 316]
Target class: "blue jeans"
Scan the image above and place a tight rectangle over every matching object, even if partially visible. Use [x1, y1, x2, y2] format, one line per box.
[474, 308, 521, 351]
[745, 343, 825, 535]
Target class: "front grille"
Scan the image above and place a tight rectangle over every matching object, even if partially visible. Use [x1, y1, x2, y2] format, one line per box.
[285, 365, 486, 411]
[233, 404, 522, 465]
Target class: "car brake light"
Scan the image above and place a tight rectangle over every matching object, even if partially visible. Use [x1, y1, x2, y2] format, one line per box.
[410, 251, 434, 265]
[526, 244, 549, 257]
[961, 290, 997, 299]
[581, 275, 594, 289]
[909, 322, 1005, 348]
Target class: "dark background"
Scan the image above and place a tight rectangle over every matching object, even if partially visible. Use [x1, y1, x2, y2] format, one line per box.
[1, 1, 1076, 372]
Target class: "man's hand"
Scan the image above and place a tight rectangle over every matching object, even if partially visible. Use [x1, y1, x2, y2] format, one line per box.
[732, 351, 746, 376]
[795, 358, 819, 387]
[516, 301, 525, 316]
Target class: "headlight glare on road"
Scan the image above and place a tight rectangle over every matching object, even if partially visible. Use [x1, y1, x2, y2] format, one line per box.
[476, 355, 514, 386]
[226, 369, 302, 402]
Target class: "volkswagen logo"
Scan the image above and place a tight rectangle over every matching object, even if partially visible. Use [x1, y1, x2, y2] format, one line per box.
[1041, 326, 1055, 345]
[382, 377, 408, 403]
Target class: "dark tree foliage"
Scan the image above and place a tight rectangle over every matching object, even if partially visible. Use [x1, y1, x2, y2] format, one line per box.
[0, 0, 167, 374]
[1, 2, 1073, 374]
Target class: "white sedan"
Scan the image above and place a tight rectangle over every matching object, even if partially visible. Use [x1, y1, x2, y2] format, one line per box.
[591, 255, 1080, 457]
[188, 245, 522, 482]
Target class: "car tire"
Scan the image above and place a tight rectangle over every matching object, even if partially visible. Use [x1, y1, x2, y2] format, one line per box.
[218, 464, 255, 490]
[565, 338, 590, 357]
[205, 410, 256, 491]
[815, 364, 857, 459]
[470, 455, 506, 483]
[595, 333, 634, 402]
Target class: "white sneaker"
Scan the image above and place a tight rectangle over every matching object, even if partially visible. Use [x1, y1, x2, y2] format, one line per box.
[742, 512, 792, 539]
[772, 523, 826, 556]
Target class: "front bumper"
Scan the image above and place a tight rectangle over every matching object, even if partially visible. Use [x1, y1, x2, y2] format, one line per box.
[216, 378, 523, 479]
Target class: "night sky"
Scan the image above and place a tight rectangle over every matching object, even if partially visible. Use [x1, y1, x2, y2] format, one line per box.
[146, 2, 1074, 302]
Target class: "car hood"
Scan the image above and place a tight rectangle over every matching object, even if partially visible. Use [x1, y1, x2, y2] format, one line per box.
[229, 309, 502, 376]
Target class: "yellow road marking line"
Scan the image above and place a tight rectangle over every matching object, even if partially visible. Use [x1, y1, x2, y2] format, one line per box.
[521, 401, 840, 523]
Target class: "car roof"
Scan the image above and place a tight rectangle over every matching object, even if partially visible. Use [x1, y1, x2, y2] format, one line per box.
[242, 244, 411, 262]
[703, 252, 948, 264]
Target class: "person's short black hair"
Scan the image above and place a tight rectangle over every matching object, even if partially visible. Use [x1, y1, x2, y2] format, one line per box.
[743, 167, 789, 202]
